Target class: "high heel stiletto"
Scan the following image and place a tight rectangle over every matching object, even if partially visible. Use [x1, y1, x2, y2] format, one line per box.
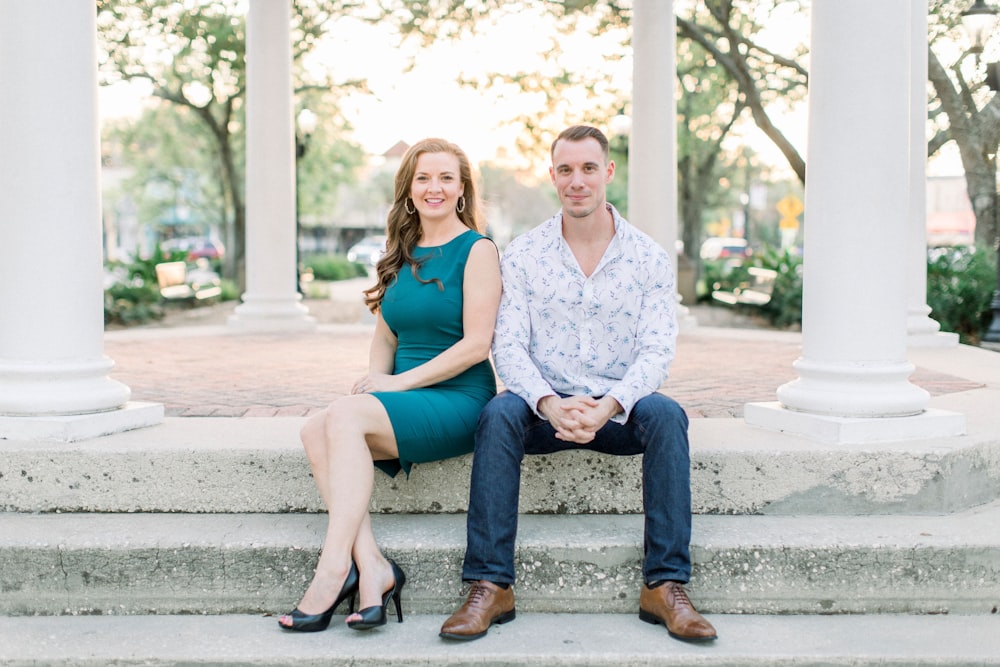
[278, 561, 360, 632]
[346, 559, 406, 631]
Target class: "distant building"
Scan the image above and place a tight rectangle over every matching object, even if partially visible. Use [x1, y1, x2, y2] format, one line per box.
[926, 176, 975, 247]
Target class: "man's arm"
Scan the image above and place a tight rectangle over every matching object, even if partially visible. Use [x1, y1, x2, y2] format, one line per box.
[605, 250, 678, 422]
[491, 247, 559, 416]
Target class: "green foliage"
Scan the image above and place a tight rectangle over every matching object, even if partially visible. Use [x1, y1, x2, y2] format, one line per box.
[302, 254, 369, 281]
[219, 278, 241, 301]
[97, 0, 367, 286]
[754, 245, 803, 329]
[102, 245, 181, 327]
[698, 259, 752, 301]
[927, 245, 998, 344]
[104, 283, 165, 327]
[103, 245, 237, 327]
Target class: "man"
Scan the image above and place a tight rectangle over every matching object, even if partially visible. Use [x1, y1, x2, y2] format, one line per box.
[439, 125, 717, 642]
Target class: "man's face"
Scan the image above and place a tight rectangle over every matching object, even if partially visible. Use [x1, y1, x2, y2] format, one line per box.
[549, 137, 615, 220]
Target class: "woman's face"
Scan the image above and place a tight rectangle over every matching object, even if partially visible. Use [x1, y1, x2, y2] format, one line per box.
[409, 151, 465, 223]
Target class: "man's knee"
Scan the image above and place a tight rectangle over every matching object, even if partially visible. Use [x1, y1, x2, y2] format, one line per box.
[633, 393, 688, 429]
[478, 391, 532, 428]
[475, 391, 532, 457]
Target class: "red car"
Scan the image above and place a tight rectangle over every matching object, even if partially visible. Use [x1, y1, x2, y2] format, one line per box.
[161, 236, 226, 262]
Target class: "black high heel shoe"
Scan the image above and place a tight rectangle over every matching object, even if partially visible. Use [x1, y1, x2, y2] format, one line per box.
[278, 561, 359, 632]
[346, 559, 406, 631]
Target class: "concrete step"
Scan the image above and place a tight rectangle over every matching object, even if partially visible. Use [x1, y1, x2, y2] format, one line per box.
[3, 503, 999, 617]
[3, 409, 999, 515]
[1, 613, 999, 667]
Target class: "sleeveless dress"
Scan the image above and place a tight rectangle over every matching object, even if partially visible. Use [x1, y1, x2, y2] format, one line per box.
[372, 229, 497, 477]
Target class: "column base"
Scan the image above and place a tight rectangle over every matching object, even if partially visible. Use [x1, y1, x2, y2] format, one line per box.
[227, 295, 317, 333]
[907, 331, 960, 348]
[676, 297, 697, 331]
[744, 401, 966, 444]
[0, 401, 164, 443]
[776, 359, 930, 418]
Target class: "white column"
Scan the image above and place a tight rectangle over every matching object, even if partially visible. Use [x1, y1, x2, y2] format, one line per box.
[907, 0, 958, 347]
[744, 0, 964, 443]
[0, 1, 162, 441]
[229, 0, 315, 332]
[629, 0, 695, 328]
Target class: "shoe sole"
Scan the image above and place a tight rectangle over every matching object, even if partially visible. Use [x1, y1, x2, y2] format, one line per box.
[639, 608, 717, 642]
[439, 609, 516, 641]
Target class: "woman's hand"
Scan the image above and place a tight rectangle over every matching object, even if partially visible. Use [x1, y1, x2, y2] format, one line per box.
[351, 372, 406, 395]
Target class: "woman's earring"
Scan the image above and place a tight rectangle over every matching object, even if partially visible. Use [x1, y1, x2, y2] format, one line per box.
[456, 195, 466, 214]
[404, 198, 416, 215]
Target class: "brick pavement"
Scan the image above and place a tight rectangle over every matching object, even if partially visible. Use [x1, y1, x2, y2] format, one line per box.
[104, 325, 983, 419]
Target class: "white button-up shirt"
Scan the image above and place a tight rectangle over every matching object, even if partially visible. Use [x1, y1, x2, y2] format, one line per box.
[493, 204, 678, 422]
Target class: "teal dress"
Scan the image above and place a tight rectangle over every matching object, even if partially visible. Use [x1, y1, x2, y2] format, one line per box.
[372, 229, 497, 477]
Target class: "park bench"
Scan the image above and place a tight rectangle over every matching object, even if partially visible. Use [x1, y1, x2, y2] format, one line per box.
[154, 260, 222, 303]
[711, 266, 776, 307]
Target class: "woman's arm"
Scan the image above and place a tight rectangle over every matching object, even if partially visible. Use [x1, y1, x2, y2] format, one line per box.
[359, 238, 501, 393]
[368, 311, 398, 375]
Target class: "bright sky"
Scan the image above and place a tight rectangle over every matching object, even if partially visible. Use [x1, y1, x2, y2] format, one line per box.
[97, 3, 968, 180]
[99, 5, 629, 176]
[306, 8, 630, 170]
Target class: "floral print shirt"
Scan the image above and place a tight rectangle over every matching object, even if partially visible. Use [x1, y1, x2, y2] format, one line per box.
[493, 204, 678, 422]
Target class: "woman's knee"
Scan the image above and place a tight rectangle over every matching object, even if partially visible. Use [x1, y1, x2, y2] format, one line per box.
[300, 410, 329, 460]
[300, 398, 358, 453]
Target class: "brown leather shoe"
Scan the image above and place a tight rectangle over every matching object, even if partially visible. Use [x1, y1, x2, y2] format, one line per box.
[439, 580, 516, 641]
[639, 581, 717, 641]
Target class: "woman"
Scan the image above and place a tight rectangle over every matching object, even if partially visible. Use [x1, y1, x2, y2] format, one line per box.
[278, 139, 501, 633]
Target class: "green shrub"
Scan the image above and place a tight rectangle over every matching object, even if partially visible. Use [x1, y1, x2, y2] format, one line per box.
[697, 259, 752, 302]
[219, 278, 240, 301]
[302, 254, 368, 281]
[103, 246, 177, 326]
[104, 282, 165, 326]
[755, 245, 804, 329]
[927, 244, 997, 345]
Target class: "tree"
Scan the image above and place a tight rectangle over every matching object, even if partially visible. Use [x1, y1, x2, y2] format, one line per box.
[96, 0, 363, 285]
[676, 0, 808, 184]
[373, 0, 807, 258]
[366, 0, 1000, 252]
[103, 104, 225, 253]
[927, 0, 1000, 247]
[677, 30, 748, 261]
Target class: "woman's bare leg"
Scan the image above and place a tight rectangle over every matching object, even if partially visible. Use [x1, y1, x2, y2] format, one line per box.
[283, 395, 397, 618]
[344, 512, 397, 623]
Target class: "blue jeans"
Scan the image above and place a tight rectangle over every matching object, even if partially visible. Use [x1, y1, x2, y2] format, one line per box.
[461, 390, 692, 586]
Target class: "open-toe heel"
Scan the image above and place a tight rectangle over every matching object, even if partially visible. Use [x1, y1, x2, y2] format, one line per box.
[278, 561, 360, 632]
[347, 559, 407, 631]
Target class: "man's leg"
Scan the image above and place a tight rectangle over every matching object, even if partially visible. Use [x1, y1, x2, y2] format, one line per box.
[461, 390, 534, 585]
[441, 391, 531, 640]
[627, 393, 716, 641]
[631, 393, 692, 584]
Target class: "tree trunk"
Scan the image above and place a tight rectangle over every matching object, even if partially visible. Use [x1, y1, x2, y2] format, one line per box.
[927, 47, 1000, 247]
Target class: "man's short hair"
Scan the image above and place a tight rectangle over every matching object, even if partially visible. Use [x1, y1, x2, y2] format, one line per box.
[551, 125, 610, 162]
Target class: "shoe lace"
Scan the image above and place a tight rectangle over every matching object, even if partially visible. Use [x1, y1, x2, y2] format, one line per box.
[669, 583, 693, 608]
[462, 582, 490, 606]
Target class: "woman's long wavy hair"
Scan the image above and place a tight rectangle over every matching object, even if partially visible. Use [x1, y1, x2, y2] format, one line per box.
[363, 138, 484, 313]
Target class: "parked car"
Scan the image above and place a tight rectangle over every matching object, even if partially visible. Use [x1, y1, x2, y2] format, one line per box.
[347, 235, 387, 267]
[161, 236, 226, 262]
[699, 237, 751, 261]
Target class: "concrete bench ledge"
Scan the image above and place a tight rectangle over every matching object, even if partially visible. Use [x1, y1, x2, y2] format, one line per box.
[2, 613, 999, 667]
[2, 411, 999, 515]
[2, 502, 998, 617]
